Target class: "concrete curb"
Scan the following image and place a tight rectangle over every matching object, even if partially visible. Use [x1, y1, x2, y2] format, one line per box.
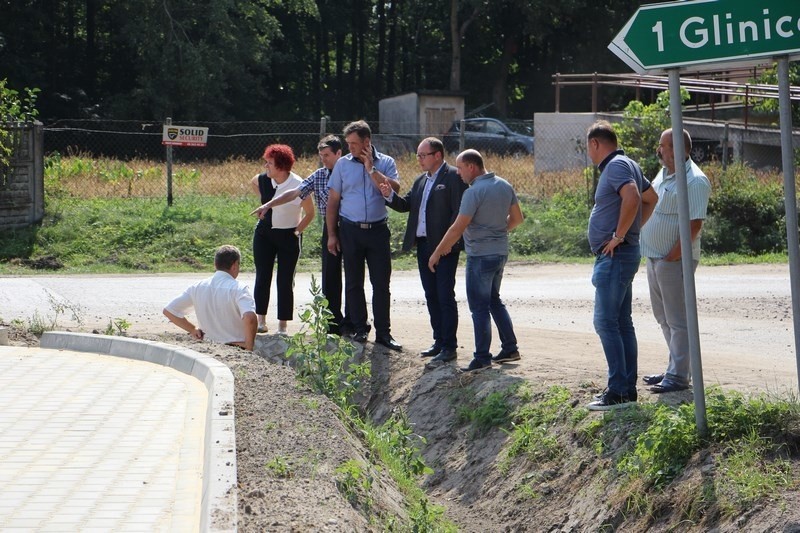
[40, 332, 237, 532]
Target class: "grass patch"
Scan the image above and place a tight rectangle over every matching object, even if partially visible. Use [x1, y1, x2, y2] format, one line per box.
[456, 386, 516, 436]
[501, 385, 579, 469]
[576, 387, 800, 521]
[3, 156, 798, 273]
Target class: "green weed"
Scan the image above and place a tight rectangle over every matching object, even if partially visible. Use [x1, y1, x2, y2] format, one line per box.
[286, 276, 370, 412]
[501, 385, 575, 469]
[103, 317, 130, 336]
[457, 389, 514, 436]
[266, 455, 294, 478]
[335, 459, 374, 510]
[299, 397, 320, 410]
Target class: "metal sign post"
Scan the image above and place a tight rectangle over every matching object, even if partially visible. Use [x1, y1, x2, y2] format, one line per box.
[776, 56, 800, 392]
[668, 70, 708, 437]
[165, 117, 173, 207]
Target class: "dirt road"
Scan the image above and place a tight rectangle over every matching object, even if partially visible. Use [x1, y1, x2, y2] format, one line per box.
[2, 262, 798, 393]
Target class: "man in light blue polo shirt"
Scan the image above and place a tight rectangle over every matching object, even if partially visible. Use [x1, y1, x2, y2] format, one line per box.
[326, 120, 402, 350]
[428, 149, 524, 372]
[640, 128, 711, 394]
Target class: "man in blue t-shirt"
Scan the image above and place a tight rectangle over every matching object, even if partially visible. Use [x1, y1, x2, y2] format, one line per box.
[585, 120, 658, 411]
[429, 149, 524, 372]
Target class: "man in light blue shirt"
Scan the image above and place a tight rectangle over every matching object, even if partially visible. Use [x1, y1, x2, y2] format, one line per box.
[326, 120, 402, 350]
[640, 128, 711, 394]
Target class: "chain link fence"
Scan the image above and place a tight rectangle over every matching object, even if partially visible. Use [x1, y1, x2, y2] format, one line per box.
[42, 119, 543, 203]
[40, 115, 797, 211]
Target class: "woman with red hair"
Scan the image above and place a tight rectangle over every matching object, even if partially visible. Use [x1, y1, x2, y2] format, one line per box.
[250, 144, 315, 334]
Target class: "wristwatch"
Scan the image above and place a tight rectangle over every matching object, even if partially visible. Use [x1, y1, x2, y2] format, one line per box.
[612, 231, 625, 242]
[369, 167, 379, 175]
[294, 230, 301, 237]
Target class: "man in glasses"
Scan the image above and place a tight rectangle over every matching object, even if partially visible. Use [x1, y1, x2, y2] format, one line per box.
[380, 137, 467, 364]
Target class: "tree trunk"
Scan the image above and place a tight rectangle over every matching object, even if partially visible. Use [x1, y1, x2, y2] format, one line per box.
[335, 32, 345, 117]
[449, 0, 480, 92]
[449, 0, 460, 91]
[386, 0, 399, 96]
[85, 0, 97, 99]
[376, 0, 386, 99]
[491, 36, 517, 118]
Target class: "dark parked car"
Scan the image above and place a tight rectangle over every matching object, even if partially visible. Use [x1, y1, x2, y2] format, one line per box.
[690, 138, 731, 163]
[443, 118, 534, 156]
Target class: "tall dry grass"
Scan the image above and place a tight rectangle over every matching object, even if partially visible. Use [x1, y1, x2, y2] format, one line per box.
[45, 152, 591, 200]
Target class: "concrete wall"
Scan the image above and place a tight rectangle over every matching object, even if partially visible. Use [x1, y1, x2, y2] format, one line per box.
[533, 113, 597, 174]
[0, 122, 44, 229]
[379, 93, 419, 135]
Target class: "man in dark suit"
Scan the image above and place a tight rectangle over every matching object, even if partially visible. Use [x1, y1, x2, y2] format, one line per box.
[379, 137, 467, 363]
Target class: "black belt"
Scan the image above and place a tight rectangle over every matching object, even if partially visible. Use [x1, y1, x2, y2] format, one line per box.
[340, 217, 387, 229]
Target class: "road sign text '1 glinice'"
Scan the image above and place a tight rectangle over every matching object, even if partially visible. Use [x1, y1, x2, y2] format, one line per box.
[610, 0, 800, 74]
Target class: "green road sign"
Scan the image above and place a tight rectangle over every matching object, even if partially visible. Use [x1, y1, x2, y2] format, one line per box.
[610, 0, 800, 73]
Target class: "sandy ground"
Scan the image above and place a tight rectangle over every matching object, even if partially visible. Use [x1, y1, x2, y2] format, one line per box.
[4, 262, 800, 531]
[2, 262, 798, 395]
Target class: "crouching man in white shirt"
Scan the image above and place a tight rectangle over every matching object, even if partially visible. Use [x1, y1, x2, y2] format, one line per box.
[164, 245, 258, 350]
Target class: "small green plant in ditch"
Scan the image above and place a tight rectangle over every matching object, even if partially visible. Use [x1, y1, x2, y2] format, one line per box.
[286, 276, 369, 411]
[368, 409, 431, 477]
[266, 455, 294, 478]
[457, 386, 519, 436]
[501, 385, 574, 469]
[335, 459, 374, 510]
[299, 397, 320, 410]
[618, 403, 697, 487]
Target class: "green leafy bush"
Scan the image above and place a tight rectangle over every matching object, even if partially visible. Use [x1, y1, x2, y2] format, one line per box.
[1, 79, 40, 182]
[616, 89, 690, 179]
[703, 163, 786, 254]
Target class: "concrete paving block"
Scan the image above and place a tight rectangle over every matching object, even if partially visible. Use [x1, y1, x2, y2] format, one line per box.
[40, 331, 114, 354]
[190, 355, 229, 388]
[141, 342, 178, 366]
[201, 440, 238, 533]
[169, 348, 199, 375]
[107, 337, 153, 361]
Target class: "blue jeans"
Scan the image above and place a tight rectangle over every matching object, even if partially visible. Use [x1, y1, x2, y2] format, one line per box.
[592, 244, 641, 397]
[466, 254, 518, 364]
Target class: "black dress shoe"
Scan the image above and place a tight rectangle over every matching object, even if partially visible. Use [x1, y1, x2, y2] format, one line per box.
[649, 382, 689, 394]
[420, 345, 441, 358]
[431, 349, 457, 363]
[461, 359, 491, 372]
[642, 373, 665, 385]
[351, 331, 368, 343]
[375, 336, 403, 351]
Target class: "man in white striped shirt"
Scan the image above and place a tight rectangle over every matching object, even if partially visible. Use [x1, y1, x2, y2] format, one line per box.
[640, 128, 711, 393]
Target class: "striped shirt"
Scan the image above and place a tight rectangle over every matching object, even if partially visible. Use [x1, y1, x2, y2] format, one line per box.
[640, 158, 711, 260]
[299, 167, 332, 217]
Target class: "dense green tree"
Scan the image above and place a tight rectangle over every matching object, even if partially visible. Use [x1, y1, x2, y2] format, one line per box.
[0, 0, 669, 121]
